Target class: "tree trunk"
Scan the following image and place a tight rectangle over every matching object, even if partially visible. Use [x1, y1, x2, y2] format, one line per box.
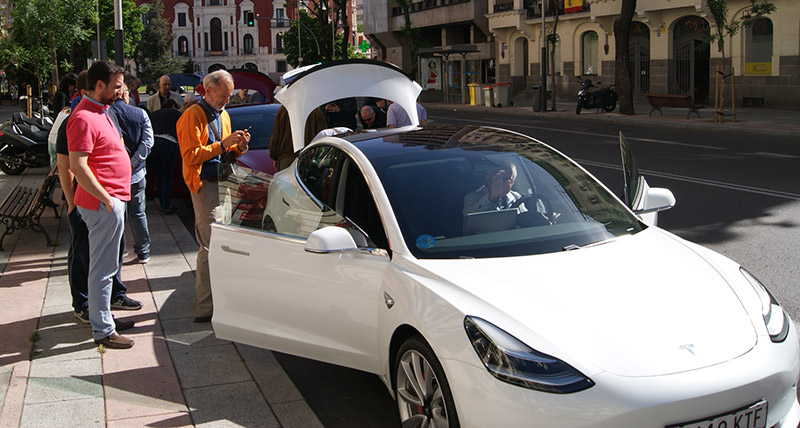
[548, 0, 560, 111]
[339, 6, 349, 60]
[613, 0, 636, 115]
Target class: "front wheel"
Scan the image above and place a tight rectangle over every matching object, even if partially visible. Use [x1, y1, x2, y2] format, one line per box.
[575, 101, 583, 115]
[0, 144, 27, 175]
[395, 335, 460, 428]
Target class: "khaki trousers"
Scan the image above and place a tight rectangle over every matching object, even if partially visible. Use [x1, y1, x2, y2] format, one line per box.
[190, 180, 221, 318]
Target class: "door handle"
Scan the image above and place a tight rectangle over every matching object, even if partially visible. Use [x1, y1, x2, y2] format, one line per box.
[221, 245, 250, 256]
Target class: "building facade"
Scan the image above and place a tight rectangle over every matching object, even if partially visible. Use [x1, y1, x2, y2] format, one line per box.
[151, 0, 290, 82]
[362, 0, 494, 103]
[486, 0, 800, 108]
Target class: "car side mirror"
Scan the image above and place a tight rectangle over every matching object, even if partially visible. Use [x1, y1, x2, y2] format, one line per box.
[634, 187, 676, 226]
[305, 226, 358, 253]
[635, 187, 676, 214]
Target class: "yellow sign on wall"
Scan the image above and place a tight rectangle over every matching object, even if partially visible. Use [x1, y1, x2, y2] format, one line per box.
[565, 0, 584, 13]
[745, 62, 772, 74]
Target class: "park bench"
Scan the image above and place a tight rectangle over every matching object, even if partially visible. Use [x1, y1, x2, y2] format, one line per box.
[643, 93, 704, 119]
[0, 166, 59, 251]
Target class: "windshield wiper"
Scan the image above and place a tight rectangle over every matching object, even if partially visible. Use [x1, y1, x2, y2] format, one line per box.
[562, 237, 619, 251]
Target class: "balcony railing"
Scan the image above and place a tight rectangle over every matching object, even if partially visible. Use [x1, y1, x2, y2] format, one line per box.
[493, 2, 514, 12]
[391, 0, 470, 17]
[526, 1, 589, 18]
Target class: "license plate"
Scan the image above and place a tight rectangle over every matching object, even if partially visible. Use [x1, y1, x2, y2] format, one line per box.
[668, 400, 768, 428]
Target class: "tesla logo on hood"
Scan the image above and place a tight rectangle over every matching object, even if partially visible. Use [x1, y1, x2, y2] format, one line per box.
[679, 344, 696, 356]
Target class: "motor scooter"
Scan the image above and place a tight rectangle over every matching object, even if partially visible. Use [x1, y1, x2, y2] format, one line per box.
[0, 109, 52, 175]
[576, 78, 618, 114]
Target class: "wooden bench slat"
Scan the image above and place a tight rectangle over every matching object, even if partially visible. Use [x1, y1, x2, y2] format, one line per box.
[643, 93, 704, 119]
[0, 168, 59, 250]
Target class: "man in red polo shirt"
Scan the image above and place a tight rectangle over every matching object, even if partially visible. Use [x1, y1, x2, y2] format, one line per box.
[68, 61, 135, 349]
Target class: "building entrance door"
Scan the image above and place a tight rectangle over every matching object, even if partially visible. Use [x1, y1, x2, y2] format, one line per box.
[672, 16, 710, 104]
[629, 22, 650, 103]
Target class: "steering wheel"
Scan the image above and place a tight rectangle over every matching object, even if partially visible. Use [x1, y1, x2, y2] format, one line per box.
[511, 194, 557, 226]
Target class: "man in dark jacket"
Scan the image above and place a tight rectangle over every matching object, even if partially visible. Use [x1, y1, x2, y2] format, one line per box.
[111, 89, 154, 263]
[147, 97, 182, 213]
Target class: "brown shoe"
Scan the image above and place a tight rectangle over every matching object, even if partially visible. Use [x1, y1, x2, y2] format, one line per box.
[94, 332, 134, 349]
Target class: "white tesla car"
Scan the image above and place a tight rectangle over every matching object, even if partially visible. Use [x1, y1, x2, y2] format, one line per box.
[208, 60, 799, 428]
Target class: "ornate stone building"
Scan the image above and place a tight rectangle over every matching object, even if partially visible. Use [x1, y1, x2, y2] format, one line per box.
[485, 0, 799, 108]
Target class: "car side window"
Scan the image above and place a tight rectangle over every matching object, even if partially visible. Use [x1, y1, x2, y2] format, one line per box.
[338, 158, 390, 249]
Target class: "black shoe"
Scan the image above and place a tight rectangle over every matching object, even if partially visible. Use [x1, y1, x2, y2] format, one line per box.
[114, 317, 135, 331]
[194, 315, 212, 323]
[74, 309, 90, 324]
[111, 296, 142, 310]
[162, 208, 178, 215]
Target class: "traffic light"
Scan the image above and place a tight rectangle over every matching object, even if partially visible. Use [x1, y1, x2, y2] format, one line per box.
[246, 12, 254, 26]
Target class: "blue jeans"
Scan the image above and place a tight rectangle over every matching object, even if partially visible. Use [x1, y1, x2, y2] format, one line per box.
[67, 208, 128, 312]
[127, 177, 150, 257]
[78, 197, 126, 340]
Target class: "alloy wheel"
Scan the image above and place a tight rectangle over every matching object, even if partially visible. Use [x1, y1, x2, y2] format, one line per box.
[396, 348, 450, 428]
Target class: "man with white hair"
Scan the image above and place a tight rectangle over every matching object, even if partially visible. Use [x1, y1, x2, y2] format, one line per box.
[146, 75, 184, 112]
[177, 70, 251, 323]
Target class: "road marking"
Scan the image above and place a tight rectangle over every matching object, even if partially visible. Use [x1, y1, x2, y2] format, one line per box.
[428, 115, 725, 150]
[576, 159, 800, 201]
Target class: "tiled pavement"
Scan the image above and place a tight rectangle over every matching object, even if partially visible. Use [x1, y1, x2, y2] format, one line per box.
[0, 169, 323, 427]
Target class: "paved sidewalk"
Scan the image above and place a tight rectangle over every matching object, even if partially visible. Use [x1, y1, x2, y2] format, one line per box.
[0, 168, 323, 428]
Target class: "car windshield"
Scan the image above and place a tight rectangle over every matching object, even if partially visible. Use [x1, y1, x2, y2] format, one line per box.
[359, 127, 645, 259]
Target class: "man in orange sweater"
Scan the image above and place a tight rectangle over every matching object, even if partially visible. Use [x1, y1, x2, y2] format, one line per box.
[177, 70, 250, 323]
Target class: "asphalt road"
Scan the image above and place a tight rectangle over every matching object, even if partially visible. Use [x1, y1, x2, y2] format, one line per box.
[282, 107, 800, 427]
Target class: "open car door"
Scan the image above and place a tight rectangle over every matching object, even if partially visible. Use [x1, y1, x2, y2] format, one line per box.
[620, 131, 676, 226]
[208, 60, 414, 374]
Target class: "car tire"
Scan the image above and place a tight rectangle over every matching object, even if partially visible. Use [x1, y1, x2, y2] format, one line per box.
[395, 335, 460, 428]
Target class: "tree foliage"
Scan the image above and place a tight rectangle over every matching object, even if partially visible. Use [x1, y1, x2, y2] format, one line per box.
[97, 0, 146, 60]
[282, 9, 364, 67]
[0, 0, 96, 92]
[137, 0, 182, 81]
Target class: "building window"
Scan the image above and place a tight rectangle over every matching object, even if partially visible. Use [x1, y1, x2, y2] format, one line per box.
[275, 34, 283, 53]
[243, 34, 254, 54]
[178, 36, 189, 56]
[178, 13, 186, 27]
[745, 18, 772, 74]
[277, 60, 287, 73]
[276, 8, 284, 27]
[209, 0, 220, 5]
[210, 18, 222, 51]
[581, 30, 598, 75]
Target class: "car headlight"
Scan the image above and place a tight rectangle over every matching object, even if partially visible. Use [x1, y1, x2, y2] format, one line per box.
[741, 267, 789, 343]
[464, 316, 594, 394]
